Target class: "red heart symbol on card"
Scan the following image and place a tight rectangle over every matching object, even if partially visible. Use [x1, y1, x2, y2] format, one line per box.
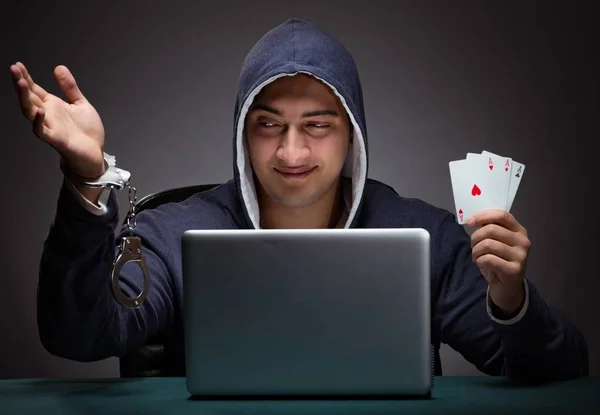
[488, 165, 493, 170]
[458, 209, 463, 214]
[471, 184, 481, 196]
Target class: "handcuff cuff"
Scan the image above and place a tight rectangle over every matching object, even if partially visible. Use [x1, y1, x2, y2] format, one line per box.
[62, 152, 150, 308]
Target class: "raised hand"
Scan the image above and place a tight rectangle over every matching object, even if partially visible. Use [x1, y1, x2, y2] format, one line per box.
[10, 62, 106, 179]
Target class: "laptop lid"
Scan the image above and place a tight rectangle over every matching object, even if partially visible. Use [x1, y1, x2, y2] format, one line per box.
[182, 228, 432, 397]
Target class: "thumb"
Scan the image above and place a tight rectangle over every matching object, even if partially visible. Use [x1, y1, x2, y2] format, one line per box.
[53, 65, 86, 103]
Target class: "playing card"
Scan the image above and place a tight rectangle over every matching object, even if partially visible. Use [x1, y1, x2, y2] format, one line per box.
[481, 150, 525, 211]
[449, 155, 511, 224]
[465, 151, 513, 210]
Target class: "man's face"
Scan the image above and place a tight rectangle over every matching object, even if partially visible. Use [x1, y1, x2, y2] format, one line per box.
[245, 74, 351, 208]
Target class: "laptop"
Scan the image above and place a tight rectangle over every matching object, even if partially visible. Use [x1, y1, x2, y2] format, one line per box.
[181, 228, 432, 398]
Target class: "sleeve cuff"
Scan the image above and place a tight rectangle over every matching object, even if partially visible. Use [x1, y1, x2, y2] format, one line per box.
[65, 179, 111, 216]
[487, 279, 530, 325]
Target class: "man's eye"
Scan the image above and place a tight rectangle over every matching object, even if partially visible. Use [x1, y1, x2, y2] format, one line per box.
[258, 122, 277, 128]
[307, 123, 330, 129]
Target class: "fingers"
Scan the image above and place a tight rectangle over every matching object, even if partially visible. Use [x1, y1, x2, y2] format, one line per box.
[472, 238, 527, 264]
[13, 62, 48, 100]
[10, 64, 52, 141]
[10, 63, 45, 122]
[9, 64, 22, 94]
[475, 254, 523, 280]
[467, 209, 525, 234]
[53, 65, 86, 103]
[470, 223, 527, 249]
[11, 65, 37, 121]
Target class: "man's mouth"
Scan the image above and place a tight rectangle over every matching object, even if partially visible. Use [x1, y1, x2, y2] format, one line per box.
[275, 166, 316, 179]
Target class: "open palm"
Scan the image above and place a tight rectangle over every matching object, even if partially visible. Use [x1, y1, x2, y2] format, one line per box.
[11, 62, 106, 179]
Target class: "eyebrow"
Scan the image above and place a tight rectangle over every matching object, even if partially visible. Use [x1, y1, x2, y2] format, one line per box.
[250, 103, 339, 118]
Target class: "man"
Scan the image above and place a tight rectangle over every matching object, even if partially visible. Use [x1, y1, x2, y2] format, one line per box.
[11, 18, 588, 380]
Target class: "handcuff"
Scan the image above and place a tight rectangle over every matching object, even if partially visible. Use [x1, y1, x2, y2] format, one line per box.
[62, 152, 150, 308]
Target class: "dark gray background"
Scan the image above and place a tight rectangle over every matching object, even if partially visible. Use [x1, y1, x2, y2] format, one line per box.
[1, 1, 598, 378]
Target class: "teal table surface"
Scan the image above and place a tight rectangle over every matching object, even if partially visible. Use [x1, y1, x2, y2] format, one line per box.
[1, 376, 599, 415]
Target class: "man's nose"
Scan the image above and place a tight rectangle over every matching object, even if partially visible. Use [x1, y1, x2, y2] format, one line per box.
[276, 128, 310, 165]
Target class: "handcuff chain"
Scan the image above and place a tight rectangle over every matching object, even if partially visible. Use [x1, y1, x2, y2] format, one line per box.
[125, 183, 137, 233]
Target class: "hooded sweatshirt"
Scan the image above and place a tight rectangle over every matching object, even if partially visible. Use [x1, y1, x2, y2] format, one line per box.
[38, 18, 588, 380]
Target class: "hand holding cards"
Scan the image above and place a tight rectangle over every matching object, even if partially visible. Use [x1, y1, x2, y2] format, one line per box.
[449, 150, 525, 224]
[449, 150, 530, 317]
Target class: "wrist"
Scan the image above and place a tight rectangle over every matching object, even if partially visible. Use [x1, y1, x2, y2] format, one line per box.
[489, 281, 525, 317]
[60, 152, 131, 190]
[60, 157, 106, 180]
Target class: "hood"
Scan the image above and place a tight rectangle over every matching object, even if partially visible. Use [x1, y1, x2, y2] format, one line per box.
[232, 18, 369, 229]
